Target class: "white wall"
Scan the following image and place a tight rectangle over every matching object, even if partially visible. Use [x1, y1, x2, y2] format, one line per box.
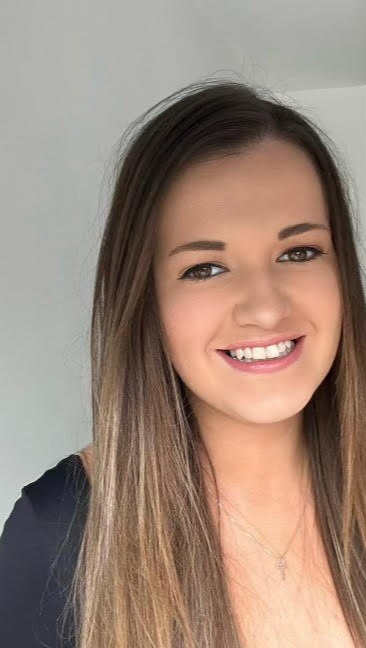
[1, 1, 365, 530]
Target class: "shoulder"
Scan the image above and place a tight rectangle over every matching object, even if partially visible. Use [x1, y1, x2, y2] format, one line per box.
[0, 453, 90, 647]
[24, 452, 90, 519]
[1, 452, 90, 562]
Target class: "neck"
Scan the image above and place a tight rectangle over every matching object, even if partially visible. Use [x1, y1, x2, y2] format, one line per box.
[195, 409, 309, 512]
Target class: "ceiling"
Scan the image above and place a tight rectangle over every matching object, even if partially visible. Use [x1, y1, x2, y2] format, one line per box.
[191, 0, 366, 91]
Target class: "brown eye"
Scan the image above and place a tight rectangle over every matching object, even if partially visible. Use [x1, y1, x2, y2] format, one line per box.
[180, 263, 225, 281]
[280, 246, 326, 263]
[179, 247, 326, 283]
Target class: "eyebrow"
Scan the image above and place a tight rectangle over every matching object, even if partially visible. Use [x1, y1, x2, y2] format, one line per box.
[167, 222, 330, 257]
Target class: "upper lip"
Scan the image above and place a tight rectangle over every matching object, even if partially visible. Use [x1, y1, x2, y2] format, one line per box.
[219, 334, 304, 350]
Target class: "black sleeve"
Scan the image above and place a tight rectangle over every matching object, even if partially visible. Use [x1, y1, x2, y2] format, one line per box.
[0, 489, 60, 646]
[0, 489, 77, 648]
[0, 456, 88, 648]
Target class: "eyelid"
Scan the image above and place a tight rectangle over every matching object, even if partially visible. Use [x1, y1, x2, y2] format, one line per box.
[179, 244, 327, 268]
[178, 245, 327, 280]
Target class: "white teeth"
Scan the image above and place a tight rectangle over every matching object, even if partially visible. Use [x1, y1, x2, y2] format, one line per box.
[252, 347, 267, 360]
[229, 339, 295, 362]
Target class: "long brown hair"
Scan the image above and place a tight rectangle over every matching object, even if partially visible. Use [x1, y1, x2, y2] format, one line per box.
[61, 77, 366, 647]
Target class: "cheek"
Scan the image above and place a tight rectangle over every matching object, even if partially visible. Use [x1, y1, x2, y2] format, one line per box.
[158, 289, 221, 360]
[299, 267, 343, 369]
[302, 267, 343, 326]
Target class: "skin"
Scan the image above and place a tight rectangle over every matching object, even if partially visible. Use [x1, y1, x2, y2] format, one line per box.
[152, 138, 343, 540]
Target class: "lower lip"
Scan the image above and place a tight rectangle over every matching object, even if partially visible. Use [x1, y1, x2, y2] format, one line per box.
[216, 337, 305, 374]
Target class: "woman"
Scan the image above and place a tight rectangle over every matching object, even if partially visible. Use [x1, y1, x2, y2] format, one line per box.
[1, 78, 365, 647]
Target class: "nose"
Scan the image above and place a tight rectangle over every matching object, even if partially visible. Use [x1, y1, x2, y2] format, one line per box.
[232, 271, 290, 327]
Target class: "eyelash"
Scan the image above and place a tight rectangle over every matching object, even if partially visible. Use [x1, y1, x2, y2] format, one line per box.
[179, 246, 327, 282]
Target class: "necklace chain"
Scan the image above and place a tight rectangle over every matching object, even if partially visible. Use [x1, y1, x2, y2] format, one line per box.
[206, 469, 310, 582]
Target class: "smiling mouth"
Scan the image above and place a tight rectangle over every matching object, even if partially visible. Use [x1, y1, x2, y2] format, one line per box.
[220, 336, 303, 355]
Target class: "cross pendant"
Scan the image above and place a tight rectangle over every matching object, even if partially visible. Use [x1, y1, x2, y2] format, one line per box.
[277, 557, 287, 581]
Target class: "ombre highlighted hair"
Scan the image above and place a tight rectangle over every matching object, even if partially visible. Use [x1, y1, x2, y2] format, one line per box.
[61, 77, 366, 647]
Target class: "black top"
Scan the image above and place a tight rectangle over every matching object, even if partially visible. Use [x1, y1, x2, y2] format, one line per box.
[0, 453, 90, 647]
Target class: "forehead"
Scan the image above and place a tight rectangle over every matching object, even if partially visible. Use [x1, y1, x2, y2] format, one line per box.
[155, 139, 328, 248]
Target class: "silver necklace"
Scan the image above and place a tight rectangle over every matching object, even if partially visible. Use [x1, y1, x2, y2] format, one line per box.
[206, 475, 310, 582]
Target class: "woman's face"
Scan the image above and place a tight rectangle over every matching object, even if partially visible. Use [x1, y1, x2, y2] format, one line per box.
[152, 138, 343, 426]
